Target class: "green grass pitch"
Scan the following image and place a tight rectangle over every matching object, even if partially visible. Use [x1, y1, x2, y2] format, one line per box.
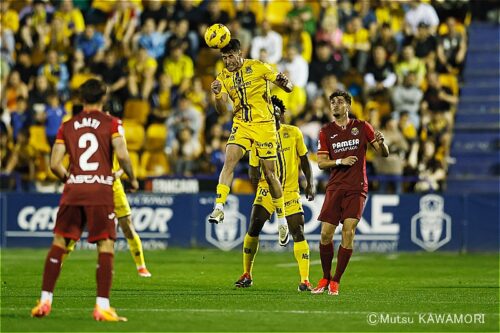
[1, 248, 498, 332]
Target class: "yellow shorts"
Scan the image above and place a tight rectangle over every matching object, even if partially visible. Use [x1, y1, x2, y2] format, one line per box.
[113, 178, 131, 218]
[253, 187, 303, 216]
[227, 120, 277, 159]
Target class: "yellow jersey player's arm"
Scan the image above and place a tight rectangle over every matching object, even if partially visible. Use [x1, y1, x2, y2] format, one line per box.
[50, 142, 69, 181]
[259, 61, 293, 93]
[248, 145, 260, 192]
[211, 77, 229, 115]
[295, 128, 315, 200]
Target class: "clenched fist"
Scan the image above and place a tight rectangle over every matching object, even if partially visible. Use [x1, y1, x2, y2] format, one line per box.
[341, 156, 358, 166]
[375, 130, 385, 143]
[211, 80, 222, 95]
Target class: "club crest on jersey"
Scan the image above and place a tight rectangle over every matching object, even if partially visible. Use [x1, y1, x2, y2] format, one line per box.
[283, 132, 289, 138]
[245, 66, 253, 74]
[351, 127, 359, 136]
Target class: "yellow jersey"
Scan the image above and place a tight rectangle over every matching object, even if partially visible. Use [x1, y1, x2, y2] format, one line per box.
[250, 124, 308, 192]
[217, 59, 278, 123]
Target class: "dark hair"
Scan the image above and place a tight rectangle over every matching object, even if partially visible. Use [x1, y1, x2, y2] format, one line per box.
[79, 79, 107, 104]
[220, 39, 241, 53]
[329, 90, 352, 105]
[271, 95, 286, 114]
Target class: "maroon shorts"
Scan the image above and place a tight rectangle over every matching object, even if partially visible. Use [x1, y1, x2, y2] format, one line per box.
[54, 205, 117, 243]
[318, 190, 366, 225]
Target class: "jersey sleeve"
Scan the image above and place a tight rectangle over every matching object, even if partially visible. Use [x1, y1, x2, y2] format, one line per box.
[317, 129, 329, 155]
[111, 117, 124, 139]
[294, 127, 308, 156]
[259, 61, 278, 82]
[55, 125, 65, 144]
[364, 121, 376, 143]
[249, 144, 259, 167]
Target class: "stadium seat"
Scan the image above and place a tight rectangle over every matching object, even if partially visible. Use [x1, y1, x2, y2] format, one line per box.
[123, 120, 145, 152]
[140, 151, 170, 177]
[265, 0, 293, 28]
[145, 124, 167, 151]
[123, 99, 150, 125]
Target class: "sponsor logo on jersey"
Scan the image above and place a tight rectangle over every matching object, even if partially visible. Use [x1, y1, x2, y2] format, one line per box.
[351, 127, 359, 136]
[283, 132, 289, 138]
[245, 66, 253, 74]
[331, 138, 360, 153]
[67, 174, 114, 185]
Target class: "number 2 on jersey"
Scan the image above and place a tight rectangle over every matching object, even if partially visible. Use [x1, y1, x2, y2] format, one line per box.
[78, 133, 99, 171]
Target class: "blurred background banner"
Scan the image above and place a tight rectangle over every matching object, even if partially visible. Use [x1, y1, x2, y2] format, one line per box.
[1, 192, 497, 252]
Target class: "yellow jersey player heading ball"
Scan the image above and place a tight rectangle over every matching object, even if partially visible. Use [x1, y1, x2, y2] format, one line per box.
[205, 23, 231, 49]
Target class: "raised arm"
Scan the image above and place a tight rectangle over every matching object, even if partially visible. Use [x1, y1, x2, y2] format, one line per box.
[211, 79, 229, 115]
[273, 72, 293, 93]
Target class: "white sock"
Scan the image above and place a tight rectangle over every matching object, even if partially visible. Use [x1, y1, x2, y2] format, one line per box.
[277, 216, 287, 227]
[96, 297, 110, 310]
[215, 203, 224, 211]
[41, 291, 53, 304]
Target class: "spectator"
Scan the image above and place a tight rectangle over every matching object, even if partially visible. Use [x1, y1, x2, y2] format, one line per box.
[395, 45, 426, 86]
[128, 46, 157, 99]
[407, 22, 437, 70]
[13, 50, 37, 86]
[91, 49, 128, 104]
[315, 14, 344, 58]
[135, 18, 168, 60]
[364, 46, 397, 98]
[404, 0, 440, 36]
[373, 115, 409, 194]
[42, 17, 72, 58]
[171, 126, 202, 176]
[415, 130, 447, 192]
[228, 19, 252, 58]
[165, 19, 196, 60]
[236, 0, 257, 34]
[308, 41, 344, 98]
[0, 0, 20, 34]
[250, 20, 283, 65]
[172, 0, 202, 33]
[437, 17, 467, 77]
[398, 110, 419, 171]
[54, 0, 85, 39]
[318, 74, 345, 107]
[392, 72, 423, 129]
[163, 41, 194, 94]
[75, 24, 106, 63]
[5, 71, 29, 112]
[10, 97, 31, 141]
[29, 75, 52, 109]
[43, 92, 65, 146]
[373, 22, 399, 64]
[337, 0, 357, 31]
[342, 16, 371, 73]
[282, 16, 313, 63]
[278, 44, 309, 88]
[19, 0, 53, 50]
[0, 23, 15, 66]
[296, 96, 330, 152]
[287, 1, 317, 36]
[166, 94, 203, 148]
[104, 1, 139, 52]
[421, 71, 458, 123]
[4, 128, 35, 190]
[186, 76, 208, 114]
[38, 50, 70, 96]
[202, 0, 230, 26]
[150, 73, 173, 123]
[140, 0, 169, 32]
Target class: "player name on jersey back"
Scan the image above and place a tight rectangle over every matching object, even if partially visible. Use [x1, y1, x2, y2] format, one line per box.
[56, 110, 121, 206]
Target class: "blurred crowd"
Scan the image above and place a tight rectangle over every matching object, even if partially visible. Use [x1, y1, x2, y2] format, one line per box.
[0, 0, 470, 193]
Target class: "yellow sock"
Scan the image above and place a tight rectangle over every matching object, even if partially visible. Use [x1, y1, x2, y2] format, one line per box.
[272, 196, 285, 219]
[243, 234, 259, 275]
[127, 233, 146, 269]
[62, 239, 76, 262]
[293, 240, 310, 282]
[216, 184, 230, 205]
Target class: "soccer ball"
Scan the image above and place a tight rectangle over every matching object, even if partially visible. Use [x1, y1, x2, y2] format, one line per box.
[204, 23, 231, 49]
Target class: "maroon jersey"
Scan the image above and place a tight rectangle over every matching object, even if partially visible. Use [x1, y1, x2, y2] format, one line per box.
[55, 110, 122, 206]
[318, 119, 375, 193]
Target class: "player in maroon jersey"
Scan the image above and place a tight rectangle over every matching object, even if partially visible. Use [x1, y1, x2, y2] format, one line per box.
[31, 79, 138, 321]
[311, 90, 389, 296]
